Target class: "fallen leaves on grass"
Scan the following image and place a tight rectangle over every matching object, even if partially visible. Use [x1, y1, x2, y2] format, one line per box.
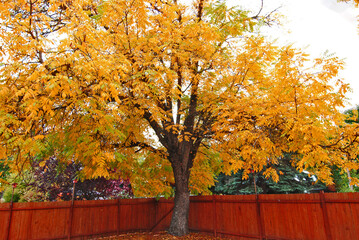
[95, 231, 230, 240]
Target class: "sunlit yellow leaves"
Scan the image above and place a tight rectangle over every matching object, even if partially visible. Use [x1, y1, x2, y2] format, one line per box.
[263, 167, 279, 182]
[34, 135, 45, 140]
[128, 153, 174, 197]
[213, 36, 358, 184]
[0, 178, 9, 191]
[0, 145, 6, 159]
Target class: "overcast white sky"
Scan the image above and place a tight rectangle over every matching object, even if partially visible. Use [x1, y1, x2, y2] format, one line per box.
[228, 0, 359, 109]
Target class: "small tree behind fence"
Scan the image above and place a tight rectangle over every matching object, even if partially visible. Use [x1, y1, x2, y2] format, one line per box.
[0, 192, 358, 240]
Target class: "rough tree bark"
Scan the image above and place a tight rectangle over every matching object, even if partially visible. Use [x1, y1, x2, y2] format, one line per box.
[167, 143, 195, 236]
[168, 159, 190, 236]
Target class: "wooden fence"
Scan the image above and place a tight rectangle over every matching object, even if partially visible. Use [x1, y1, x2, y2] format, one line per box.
[0, 192, 358, 240]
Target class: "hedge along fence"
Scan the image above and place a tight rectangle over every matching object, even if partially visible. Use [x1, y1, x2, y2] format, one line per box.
[0, 192, 359, 240]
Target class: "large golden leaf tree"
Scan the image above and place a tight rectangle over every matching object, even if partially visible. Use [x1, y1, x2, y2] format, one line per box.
[1, 0, 359, 236]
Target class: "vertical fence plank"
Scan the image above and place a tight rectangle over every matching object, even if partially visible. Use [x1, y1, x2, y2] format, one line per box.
[67, 201, 74, 240]
[117, 199, 121, 235]
[6, 186, 17, 240]
[256, 194, 264, 240]
[5, 201, 13, 240]
[154, 199, 158, 231]
[212, 195, 217, 237]
[67, 181, 76, 240]
[320, 191, 333, 240]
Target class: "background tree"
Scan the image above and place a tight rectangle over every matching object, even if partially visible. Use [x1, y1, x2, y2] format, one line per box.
[330, 106, 359, 192]
[30, 156, 133, 201]
[1, 156, 133, 202]
[1, 168, 40, 202]
[212, 153, 328, 195]
[1, 0, 359, 236]
[0, 159, 10, 193]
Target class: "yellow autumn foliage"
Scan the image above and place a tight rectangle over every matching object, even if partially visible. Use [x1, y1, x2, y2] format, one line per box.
[0, 0, 358, 199]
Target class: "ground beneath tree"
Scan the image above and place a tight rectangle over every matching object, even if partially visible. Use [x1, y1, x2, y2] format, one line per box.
[95, 232, 230, 240]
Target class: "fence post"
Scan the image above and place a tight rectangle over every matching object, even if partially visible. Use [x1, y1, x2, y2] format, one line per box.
[256, 194, 264, 240]
[67, 180, 76, 240]
[117, 198, 121, 235]
[320, 191, 332, 240]
[212, 195, 217, 237]
[6, 201, 13, 240]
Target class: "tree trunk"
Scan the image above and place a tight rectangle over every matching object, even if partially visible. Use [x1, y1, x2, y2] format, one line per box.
[168, 159, 190, 236]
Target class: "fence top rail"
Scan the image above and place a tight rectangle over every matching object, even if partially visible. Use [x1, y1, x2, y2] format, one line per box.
[191, 198, 359, 204]
[1, 192, 359, 211]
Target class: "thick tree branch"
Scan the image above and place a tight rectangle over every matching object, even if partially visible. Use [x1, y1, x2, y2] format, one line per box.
[122, 141, 167, 158]
[196, 0, 204, 22]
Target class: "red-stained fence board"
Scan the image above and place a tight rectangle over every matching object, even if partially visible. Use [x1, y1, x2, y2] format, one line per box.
[153, 199, 174, 231]
[71, 200, 118, 238]
[0, 203, 11, 240]
[1, 192, 359, 240]
[7, 201, 69, 240]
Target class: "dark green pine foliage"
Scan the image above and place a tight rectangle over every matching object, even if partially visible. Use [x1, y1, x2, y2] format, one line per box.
[0, 158, 10, 198]
[212, 154, 328, 195]
[0, 159, 9, 181]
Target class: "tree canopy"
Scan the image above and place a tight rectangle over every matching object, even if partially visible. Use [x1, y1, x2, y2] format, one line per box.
[1, 0, 359, 236]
